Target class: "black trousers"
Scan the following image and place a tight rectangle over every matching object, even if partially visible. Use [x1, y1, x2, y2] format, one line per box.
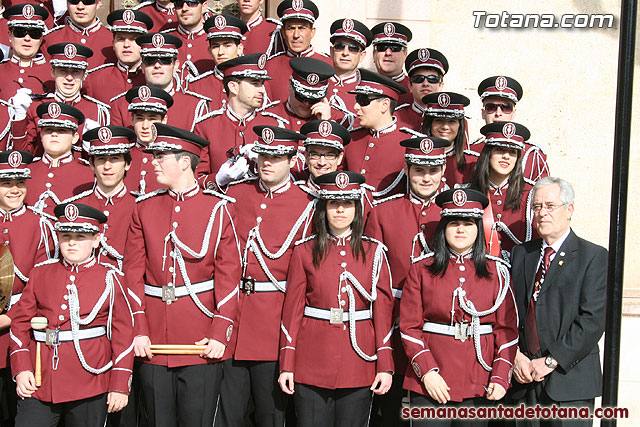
[294, 383, 372, 427]
[369, 373, 408, 426]
[214, 359, 286, 427]
[513, 385, 595, 427]
[0, 368, 16, 427]
[14, 393, 107, 427]
[137, 362, 223, 427]
[107, 362, 146, 427]
[408, 392, 488, 427]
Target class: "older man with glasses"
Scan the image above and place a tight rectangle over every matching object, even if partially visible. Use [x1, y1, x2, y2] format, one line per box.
[0, 4, 52, 100]
[370, 21, 413, 94]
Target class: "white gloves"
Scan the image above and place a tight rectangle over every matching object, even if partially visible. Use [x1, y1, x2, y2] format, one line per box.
[52, 0, 67, 18]
[10, 88, 33, 121]
[216, 156, 249, 187]
[82, 118, 100, 152]
[239, 143, 259, 163]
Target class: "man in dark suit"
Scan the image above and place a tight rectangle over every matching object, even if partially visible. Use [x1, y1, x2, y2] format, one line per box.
[509, 176, 608, 426]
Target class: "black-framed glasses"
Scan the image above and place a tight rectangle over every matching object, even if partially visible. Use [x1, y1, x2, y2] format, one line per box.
[307, 151, 338, 160]
[142, 56, 174, 66]
[531, 202, 566, 214]
[333, 41, 361, 54]
[173, 0, 203, 8]
[410, 74, 441, 84]
[355, 94, 383, 107]
[483, 102, 514, 114]
[294, 92, 321, 105]
[68, 0, 97, 5]
[374, 43, 403, 53]
[11, 27, 44, 39]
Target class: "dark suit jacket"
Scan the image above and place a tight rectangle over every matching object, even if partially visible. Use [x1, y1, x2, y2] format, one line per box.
[510, 229, 607, 401]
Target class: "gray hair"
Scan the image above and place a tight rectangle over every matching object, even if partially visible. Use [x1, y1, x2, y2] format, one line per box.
[532, 177, 575, 205]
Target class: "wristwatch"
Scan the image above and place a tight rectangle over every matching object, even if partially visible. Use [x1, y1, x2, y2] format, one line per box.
[545, 355, 558, 369]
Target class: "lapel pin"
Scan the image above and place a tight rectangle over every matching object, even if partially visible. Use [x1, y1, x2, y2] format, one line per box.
[559, 260, 564, 266]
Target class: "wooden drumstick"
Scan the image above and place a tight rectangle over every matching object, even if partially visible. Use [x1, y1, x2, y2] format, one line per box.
[30, 317, 47, 387]
[150, 344, 207, 355]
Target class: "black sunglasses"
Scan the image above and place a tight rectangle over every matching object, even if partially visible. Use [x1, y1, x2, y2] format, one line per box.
[374, 43, 403, 53]
[142, 56, 174, 66]
[68, 0, 97, 5]
[12, 27, 44, 39]
[355, 94, 384, 106]
[410, 74, 441, 84]
[333, 41, 361, 54]
[173, 0, 203, 7]
[294, 92, 321, 105]
[483, 102, 514, 114]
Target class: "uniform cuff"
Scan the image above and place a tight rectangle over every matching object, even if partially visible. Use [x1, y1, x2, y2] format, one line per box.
[209, 316, 233, 346]
[109, 369, 132, 395]
[133, 313, 149, 338]
[376, 347, 394, 374]
[279, 347, 296, 373]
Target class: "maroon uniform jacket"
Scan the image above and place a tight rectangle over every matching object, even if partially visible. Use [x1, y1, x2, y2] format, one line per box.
[0, 54, 53, 101]
[327, 72, 360, 131]
[0, 16, 8, 46]
[391, 71, 412, 105]
[85, 61, 146, 104]
[192, 104, 287, 189]
[225, 178, 314, 361]
[484, 181, 538, 258]
[400, 254, 518, 401]
[10, 257, 134, 403]
[64, 184, 136, 270]
[25, 152, 95, 215]
[470, 136, 550, 186]
[124, 184, 242, 365]
[110, 83, 210, 132]
[0, 101, 11, 150]
[11, 91, 111, 156]
[43, 18, 116, 69]
[343, 119, 408, 196]
[162, 25, 212, 82]
[182, 67, 225, 110]
[443, 146, 478, 188]
[125, 143, 163, 196]
[280, 234, 394, 389]
[265, 48, 333, 103]
[394, 101, 427, 133]
[242, 14, 283, 57]
[0, 204, 54, 369]
[134, 0, 176, 31]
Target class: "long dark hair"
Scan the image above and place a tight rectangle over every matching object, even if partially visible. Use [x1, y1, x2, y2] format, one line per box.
[421, 116, 467, 171]
[427, 216, 490, 278]
[312, 199, 366, 267]
[469, 145, 524, 212]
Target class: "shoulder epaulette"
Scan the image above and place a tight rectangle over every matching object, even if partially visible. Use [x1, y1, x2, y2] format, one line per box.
[373, 192, 404, 206]
[202, 188, 236, 203]
[463, 149, 480, 157]
[293, 179, 306, 186]
[45, 25, 64, 36]
[87, 63, 114, 74]
[266, 17, 282, 26]
[453, 183, 470, 189]
[83, 94, 110, 108]
[268, 51, 286, 60]
[77, 157, 90, 166]
[350, 126, 364, 133]
[316, 51, 330, 58]
[258, 99, 280, 111]
[161, 28, 177, 34]
[412, 251, 434, 264]
[399, 127, 427, 137]
[362, 235, 388, 250]
[110, 91, 127, 103]
[297, 184, 317, 197]
[525, 141, 547, 154]
[133, 0, 154, 10]
[227, 176, 258, 187]
[260, 110, 289, 125]
[187, 70, 214, 83]
[135, 188, 168, 203]
[295, 234, 315, 245]
[99, 261, 124, 274]
[395, 103, 410, 111]
[33, 156, 42, 162]
[486, 254, 511, 268]
[183, 89, 213, 102]
[26, 205, 56, 221]
[34, 258, 60, 268]
[361, 183, 375, 192]
[470, 136, 485, 146]
[0, 58, 9, 65]
[61, 188, 93, 203]
[194, 107, 224, 124]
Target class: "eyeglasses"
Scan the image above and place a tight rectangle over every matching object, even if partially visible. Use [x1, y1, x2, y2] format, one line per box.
[374, 43, 403, 53]
[173, 0, 203, 8]
[142, 56, 174, 66]
[410, 74, 441, 84]
[11, 27, 44, 39]
[152, 152, 174, 162]
[333, 41, 361, 54]
[532, 202, 566, 214]
[68, 0, 97, 5]
[355, 94, 384, 106]
[483, 102, 514, 114]
[307, 151, 338, 160]
[294, 92, 321, 105]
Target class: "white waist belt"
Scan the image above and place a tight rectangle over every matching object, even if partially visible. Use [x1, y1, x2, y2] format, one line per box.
[422, 322, 493, 336]
[254, 281, 287, 292]
[304, 306, 372, 322]
[391, 287, 402, 299]
[144, 279, 214, 298]
[34, 326, 107, 343]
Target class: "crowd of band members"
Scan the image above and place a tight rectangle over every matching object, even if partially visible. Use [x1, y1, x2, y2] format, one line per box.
[0, 0, 608, 426]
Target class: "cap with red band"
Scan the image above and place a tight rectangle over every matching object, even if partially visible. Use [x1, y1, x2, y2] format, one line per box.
[143, 123, 210, 156]
[218, 53, 271, 80]
[289, 57, 335, 100]
[252, 126, 305, 155]
[314, 171, 366, 200]
[300, 120, 350, 151]
[477, 75, 523, 103]
[436, 188, 489, 219]
[107, 9, 154, 34]
[480, 121, 530, 151]
[125, 86, 174, 115]
[400, 136, 450, 166]
[204, 14, 248, 40]
[348, 68, 407, 100]
[136, 32, 182, 57]
[277, 0, 319, 24]
[330, 18, 373, 48]
[36, 102, 85, 131]
[405, 48, 449, 76]
[0, 150, 34, 180]
[370, 21, 412, 47]
[3, 4, 48, 29]
[54, 203, 108, 234]
[47, 43, 93, 70]
[84, 126, 136, 156]
[422, 92, 470, 119]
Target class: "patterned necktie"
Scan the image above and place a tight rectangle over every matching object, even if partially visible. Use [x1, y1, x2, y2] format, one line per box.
[525, 246, 555, 355]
